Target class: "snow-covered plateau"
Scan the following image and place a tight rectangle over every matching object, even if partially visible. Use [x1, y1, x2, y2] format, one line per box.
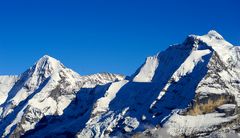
[0, 30, 239, 138]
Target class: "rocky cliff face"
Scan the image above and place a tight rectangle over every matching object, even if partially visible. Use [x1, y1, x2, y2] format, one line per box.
[0, 56, 124, 137]
[0, 30, 239, 137]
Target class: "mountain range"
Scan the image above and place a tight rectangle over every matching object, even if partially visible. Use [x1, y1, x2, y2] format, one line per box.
[0, 30, 239, 138]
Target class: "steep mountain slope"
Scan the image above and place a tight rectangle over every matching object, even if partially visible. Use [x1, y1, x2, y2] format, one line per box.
[0, 56, 124, 137]
[131, 30, 240, 137]
[0, 30, 239, 137]
[0, 76, 19, 106]
[0, 55, 84, 137]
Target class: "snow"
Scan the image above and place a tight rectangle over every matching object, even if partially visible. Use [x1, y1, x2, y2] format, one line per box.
[1, 55, 66, 112]
[0, 30, 240, 137]
[207, 30, 224, 40]
[217, 104, 236, 110]
[0, 76, 18, 105]
[133, 55, 159, 82]
[82, 73, 125, 88]
[2, 104, 28, 137]
[196, 30, 234, 64]
[165, 113, 238, 137]
[123, 116, 140, 132]
[0, 55, 83, 135]
[92, 80, 128, 115]
[172, 49, 211, 81]
[0, 55, 126, 137]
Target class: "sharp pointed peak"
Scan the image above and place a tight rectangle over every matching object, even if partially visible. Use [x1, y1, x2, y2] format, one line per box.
[32, 55, 63, 74]
[38, 55, 58, 61]
[36, 55, 61, 66]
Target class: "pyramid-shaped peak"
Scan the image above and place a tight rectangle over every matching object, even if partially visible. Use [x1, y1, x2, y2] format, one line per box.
[38, 55, 59, 63]
[32, 55, 63, 75]
[42, 55, 53, 59]
[36, 55, 61, 67]
[206, 30, 224, 40]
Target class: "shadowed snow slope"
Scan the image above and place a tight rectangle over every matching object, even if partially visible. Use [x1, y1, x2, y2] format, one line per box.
[0, 30, 239, 137]
[0, 55, 124, 137]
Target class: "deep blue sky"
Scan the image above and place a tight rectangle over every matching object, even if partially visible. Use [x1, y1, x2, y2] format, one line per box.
[0, 0, 239, 75]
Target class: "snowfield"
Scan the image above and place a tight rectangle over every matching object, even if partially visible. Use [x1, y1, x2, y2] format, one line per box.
[0, 30, 239, 137]
[166, 113, 238, 137]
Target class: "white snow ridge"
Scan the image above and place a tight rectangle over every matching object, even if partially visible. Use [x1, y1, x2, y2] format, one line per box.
[0, 30, 239, 138]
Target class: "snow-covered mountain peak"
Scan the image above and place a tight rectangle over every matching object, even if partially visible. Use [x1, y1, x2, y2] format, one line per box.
[182, 30, 232, 50]
[18, 55, 68, 90]
[132, 30, 238, 83]
[37, 55, 58, 63]
[206, 30, 224, 40]
[0, 55, 126, 137]
[0, 31, 239, 137]
[194, 30, 233, 48]
[34, 55, 62, 75]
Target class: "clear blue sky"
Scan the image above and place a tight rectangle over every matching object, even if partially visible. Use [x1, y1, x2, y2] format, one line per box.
[0, 0, 239, 76]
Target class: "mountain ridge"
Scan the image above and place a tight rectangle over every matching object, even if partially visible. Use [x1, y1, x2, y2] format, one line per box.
[0, 30, 239, 137]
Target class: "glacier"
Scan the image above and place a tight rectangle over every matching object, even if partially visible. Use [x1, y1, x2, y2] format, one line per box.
[0, 30, 239, 138]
